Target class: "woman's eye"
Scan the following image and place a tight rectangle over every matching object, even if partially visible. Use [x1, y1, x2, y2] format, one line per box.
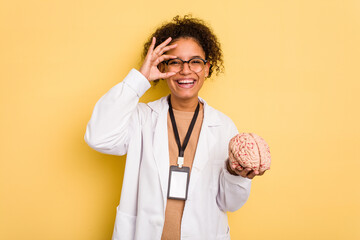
[191, 60, 202, 64]
[169, 61, 181, 65]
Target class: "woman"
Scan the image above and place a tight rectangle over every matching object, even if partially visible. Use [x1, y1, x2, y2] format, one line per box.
[85, 15, 263, 240]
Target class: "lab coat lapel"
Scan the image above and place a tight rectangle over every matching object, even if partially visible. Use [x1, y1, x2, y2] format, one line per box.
[149, 97, 170, 205]
[188, 98, 220, 198]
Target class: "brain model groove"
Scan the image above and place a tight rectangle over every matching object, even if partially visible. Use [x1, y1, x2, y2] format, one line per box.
[229, 133, 271, 172]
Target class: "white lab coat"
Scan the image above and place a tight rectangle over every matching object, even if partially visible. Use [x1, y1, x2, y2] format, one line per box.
[84, 69, 251, 240]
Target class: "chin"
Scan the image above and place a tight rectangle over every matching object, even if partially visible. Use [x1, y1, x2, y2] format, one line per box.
[173, 92, 198, 101]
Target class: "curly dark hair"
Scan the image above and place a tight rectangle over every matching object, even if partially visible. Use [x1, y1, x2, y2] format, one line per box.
[142, 15, 224, 81]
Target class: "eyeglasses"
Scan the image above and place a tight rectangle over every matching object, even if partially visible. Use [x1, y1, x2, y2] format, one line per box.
[163, 57, 207, 73]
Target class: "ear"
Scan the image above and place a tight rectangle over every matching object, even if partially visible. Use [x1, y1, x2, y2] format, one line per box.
[204, 62, 210, 78]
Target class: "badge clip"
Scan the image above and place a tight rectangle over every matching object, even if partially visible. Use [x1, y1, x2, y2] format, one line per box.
[177, 156, 184, 168]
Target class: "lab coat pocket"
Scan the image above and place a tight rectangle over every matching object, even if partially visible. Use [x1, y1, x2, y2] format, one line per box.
[112, 206, 137, 240]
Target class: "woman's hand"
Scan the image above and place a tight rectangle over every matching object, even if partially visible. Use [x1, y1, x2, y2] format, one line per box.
[139, 37, 178, 82]
[227, 159, 266, 179]
[237, 168, 266, 179]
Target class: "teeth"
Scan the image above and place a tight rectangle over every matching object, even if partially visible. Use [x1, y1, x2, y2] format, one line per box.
[177, 80, 194, 84]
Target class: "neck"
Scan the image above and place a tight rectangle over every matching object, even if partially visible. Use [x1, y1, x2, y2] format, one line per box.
[169, 95, 199, 112]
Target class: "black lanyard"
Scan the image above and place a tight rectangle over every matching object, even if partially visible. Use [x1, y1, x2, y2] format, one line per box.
[168, 97, 200, 167]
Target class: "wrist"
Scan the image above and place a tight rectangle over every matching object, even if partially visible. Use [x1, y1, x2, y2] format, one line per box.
[138, 66, 150, 82]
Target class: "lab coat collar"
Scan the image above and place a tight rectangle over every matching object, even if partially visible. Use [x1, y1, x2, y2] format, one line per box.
[147, 95, 224, 127]
[148, 95, 222, 204]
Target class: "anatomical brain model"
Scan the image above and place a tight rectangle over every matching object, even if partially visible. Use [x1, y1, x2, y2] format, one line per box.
[229, 133, 271, 172]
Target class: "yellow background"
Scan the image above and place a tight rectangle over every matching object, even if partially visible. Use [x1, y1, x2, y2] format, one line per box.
[1, 0, 359, 239]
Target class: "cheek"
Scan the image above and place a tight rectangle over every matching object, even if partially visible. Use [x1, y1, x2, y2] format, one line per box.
[166, 78, 176, 90]
[197, 72, 206, 83]
[166, 79, 171, 87]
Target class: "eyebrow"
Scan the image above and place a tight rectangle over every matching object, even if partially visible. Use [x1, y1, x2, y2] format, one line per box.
[190, 55, 203, 59]
[176, 56, 204, 60]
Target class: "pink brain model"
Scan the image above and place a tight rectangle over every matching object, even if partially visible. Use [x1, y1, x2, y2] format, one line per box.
[229, 133, 271, 172]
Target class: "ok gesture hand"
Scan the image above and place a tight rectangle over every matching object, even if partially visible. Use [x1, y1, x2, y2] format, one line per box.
[139, 37, 178, 82]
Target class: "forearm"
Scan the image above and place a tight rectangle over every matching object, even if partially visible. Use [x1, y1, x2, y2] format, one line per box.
[216, 161, 252, 212]
[84, 69, 150, 155]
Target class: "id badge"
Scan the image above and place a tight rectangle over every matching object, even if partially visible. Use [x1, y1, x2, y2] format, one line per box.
[167, 165, 190, 200]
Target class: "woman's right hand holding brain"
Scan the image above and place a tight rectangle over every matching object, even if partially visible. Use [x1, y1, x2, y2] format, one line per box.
[139, 37, 178, 82]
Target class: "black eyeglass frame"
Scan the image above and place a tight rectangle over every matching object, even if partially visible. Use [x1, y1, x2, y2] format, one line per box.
[163, 57, 208, 72]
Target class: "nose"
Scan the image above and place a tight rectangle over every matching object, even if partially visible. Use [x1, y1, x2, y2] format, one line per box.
[179, 62, 192, 74]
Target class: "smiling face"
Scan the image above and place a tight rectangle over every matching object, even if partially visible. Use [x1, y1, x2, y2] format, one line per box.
[164, 37, 210, 106]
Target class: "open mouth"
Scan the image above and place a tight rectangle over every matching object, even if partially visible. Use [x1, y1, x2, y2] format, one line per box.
[176, 79, 195, 88]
